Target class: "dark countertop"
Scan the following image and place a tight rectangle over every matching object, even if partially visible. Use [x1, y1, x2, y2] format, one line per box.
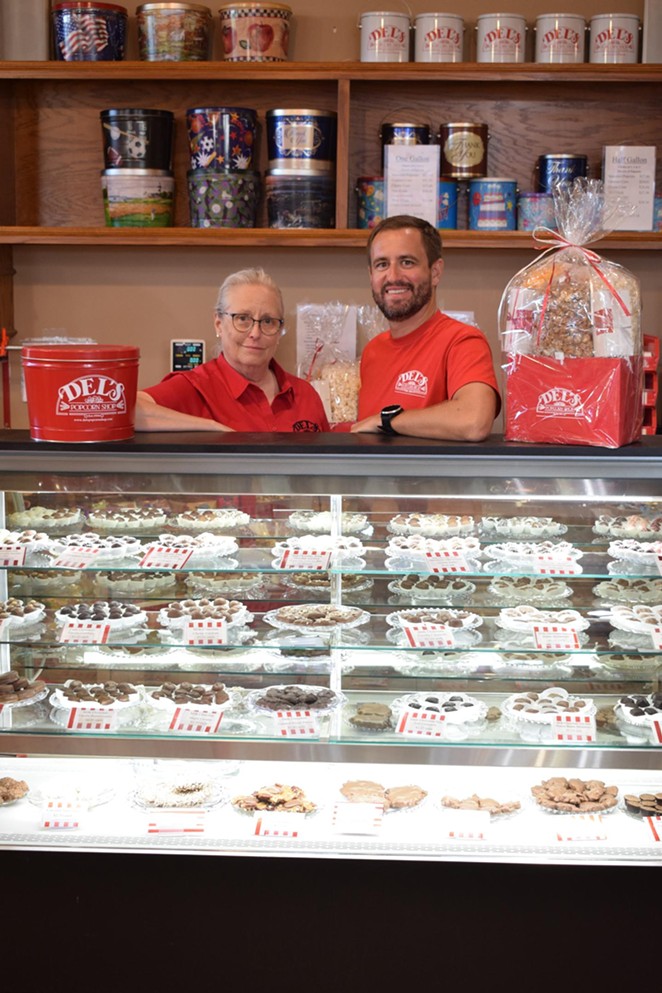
[0, 429, 661, 460]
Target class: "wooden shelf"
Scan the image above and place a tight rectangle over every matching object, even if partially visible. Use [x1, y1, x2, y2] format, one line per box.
[1, 227, 660, 250]
[0, 60, 661, 82]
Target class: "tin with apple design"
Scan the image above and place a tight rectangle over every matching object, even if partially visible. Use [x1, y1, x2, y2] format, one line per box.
[218, 2, 291, 62]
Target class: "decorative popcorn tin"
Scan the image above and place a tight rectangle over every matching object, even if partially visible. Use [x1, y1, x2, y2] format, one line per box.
[137, 3, 213, 61]
[359, 10, 411, 62]
[476, 12, 526, 63]
[218, 2, 292, 61]
[266, 108, 337, 172]
[535, 13, 585, 63]
[414, 12, 464, 62]
[52, 2, 127, 61]
[589, 13, 640, 63]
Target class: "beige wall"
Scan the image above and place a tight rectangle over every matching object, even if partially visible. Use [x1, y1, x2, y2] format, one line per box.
[6, 0, 657, 429]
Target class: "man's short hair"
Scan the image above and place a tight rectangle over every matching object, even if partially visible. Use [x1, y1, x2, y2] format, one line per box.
[215, 267, 284, 315]
[367, 215, 443, 267]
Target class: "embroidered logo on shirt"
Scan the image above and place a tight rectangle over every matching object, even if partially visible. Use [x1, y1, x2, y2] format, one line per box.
[292, 419, 322, 432]
[394, 369, 428, 397]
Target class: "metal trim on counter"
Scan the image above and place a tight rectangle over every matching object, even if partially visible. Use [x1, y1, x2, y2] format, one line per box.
[1, 431, 662, 487]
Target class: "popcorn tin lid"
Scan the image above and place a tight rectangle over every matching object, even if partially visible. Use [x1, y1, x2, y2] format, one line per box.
[267, 108, 337, 118]
[219, 3, 292, 11]
[102, 168, 173, 176]
[22, 345, 140, 362]
[138, 3, 212, 12]
[53, 2, 128, 11]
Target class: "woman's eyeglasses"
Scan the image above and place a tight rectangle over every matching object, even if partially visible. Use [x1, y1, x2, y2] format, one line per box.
[220, 312, 284, 336]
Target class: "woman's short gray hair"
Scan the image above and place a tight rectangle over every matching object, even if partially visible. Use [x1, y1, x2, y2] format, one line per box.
[215, 268, 284, 316]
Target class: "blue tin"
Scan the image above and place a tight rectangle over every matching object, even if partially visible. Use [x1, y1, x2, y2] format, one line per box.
[654, 196, 662, 232]
[52, 2, 127, 61]
[537, 153, 588, 192]
[469, 178, 517, 230]
[356, 176, 385, 229]
[438, 179, 458, 229]
[186, 106, 258, 172]
[266, 108, 337, 172]
[355, 177, 458, 230]
[516, 192, 557, 231]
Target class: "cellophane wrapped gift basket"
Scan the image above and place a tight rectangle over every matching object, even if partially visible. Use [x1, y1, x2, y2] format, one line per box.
[499, 179, 643, 448]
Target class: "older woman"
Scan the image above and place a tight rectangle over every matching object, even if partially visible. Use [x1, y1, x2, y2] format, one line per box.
[135, 268, 329, 432]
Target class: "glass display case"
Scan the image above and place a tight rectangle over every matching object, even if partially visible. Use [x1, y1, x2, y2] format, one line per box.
[1, 431, 661, 865]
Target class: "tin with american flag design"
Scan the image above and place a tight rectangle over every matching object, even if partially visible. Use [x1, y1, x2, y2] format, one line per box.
[52, 2, 127, 61]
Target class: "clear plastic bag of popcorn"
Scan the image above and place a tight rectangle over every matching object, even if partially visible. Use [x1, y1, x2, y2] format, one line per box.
[499, 178, 642, 360]
[298, 302, 359, 423]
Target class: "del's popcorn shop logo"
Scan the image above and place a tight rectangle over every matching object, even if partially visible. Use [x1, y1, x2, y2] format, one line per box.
[536, 386, 584, 418]
[57, 375, 127, 415]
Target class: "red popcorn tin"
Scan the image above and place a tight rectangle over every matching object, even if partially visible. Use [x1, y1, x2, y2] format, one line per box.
[21, 345, 140, 443]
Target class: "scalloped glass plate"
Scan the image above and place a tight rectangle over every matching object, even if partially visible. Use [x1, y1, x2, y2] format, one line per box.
[244, 683, 344, 715]
[592, 578, 662, 603]
[28, 784, 115, 808]
[387, 577, 476, 600]
[384, 555, 482, 574]
[387, 514, 475, 537]
[390, 690, 487, 724]
[385, 607, 482, 630]
[282, 573, 374, 595]
[480, 517, 567, 539]
[0, 684, 49, 709]
[262, 605, 370, 632]
[130, 781, 228, 810]
[531, 794, 620, 815]
[287, 511, 370, 535]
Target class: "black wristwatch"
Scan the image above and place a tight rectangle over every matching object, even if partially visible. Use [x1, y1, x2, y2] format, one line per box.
[379, 404, 404, 434]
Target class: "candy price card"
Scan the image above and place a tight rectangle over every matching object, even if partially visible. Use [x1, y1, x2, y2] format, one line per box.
[552, 713, 596, 743]
[0, 545, 26, 567]
[552, 814, 608, 843]
[169, 706, 225, 735]
[59, 621, 110, 645]
[442, 809, 491, 841]
[183, 618, 227, 647]
[331, 801, 384, 836]
[532, 555, 582, 576]
[402, 621, 455, 649]
[66, 706, 119, 732]
[273, 709, 320, 737]
[254, 811, 306, 838]
[276, 548, 331, 570]
[533, 624, 580, 650]
[147, 810, 207, 835]
[424, 550, 470, 573]
[52, 548, 101, 569]
[139, 546, 194, 570]
[41, 799, 85, 831]
[396, 709, 447, 738]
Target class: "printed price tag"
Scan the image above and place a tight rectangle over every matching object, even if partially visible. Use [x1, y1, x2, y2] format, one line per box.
[650, 627, 662, 650]
[396, 708, 447, 737]
[645, 815, 661, 842]
[276, 548, 331, 570]
[273, 709, 320, 737]
[553, 814, 608, 843]
[532, 555, 582, 576]
[139, 546, 194, 570]
[59, 621, 110, 645]
[0, 707, 11, 729]
[0, 545, 26, 567]
[332, 801, 384, 835]
[147, 810, 207, 834]
[533, 624, 581, 650]
[443, 809, 491, 841]
[657, 554, 662, 577]
[553, 713, 596, 743]
[52, 548, 101, 569]
[652, 719, 662, 746]
[183, 619, 227, 646]
[254, 811, 305, 838]
[424, 550, 470, 573]
[66, 706, 119, 732]
[401, 621, 455, 648]
[169, 706, 225, 735]
[41, 799, 84, 830]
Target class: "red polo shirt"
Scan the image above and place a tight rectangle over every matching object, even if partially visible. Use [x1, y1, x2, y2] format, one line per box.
[144, 354, 329, 432]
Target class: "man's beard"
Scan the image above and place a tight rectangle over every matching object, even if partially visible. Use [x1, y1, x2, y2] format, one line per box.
[372, 279, 433, 322]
